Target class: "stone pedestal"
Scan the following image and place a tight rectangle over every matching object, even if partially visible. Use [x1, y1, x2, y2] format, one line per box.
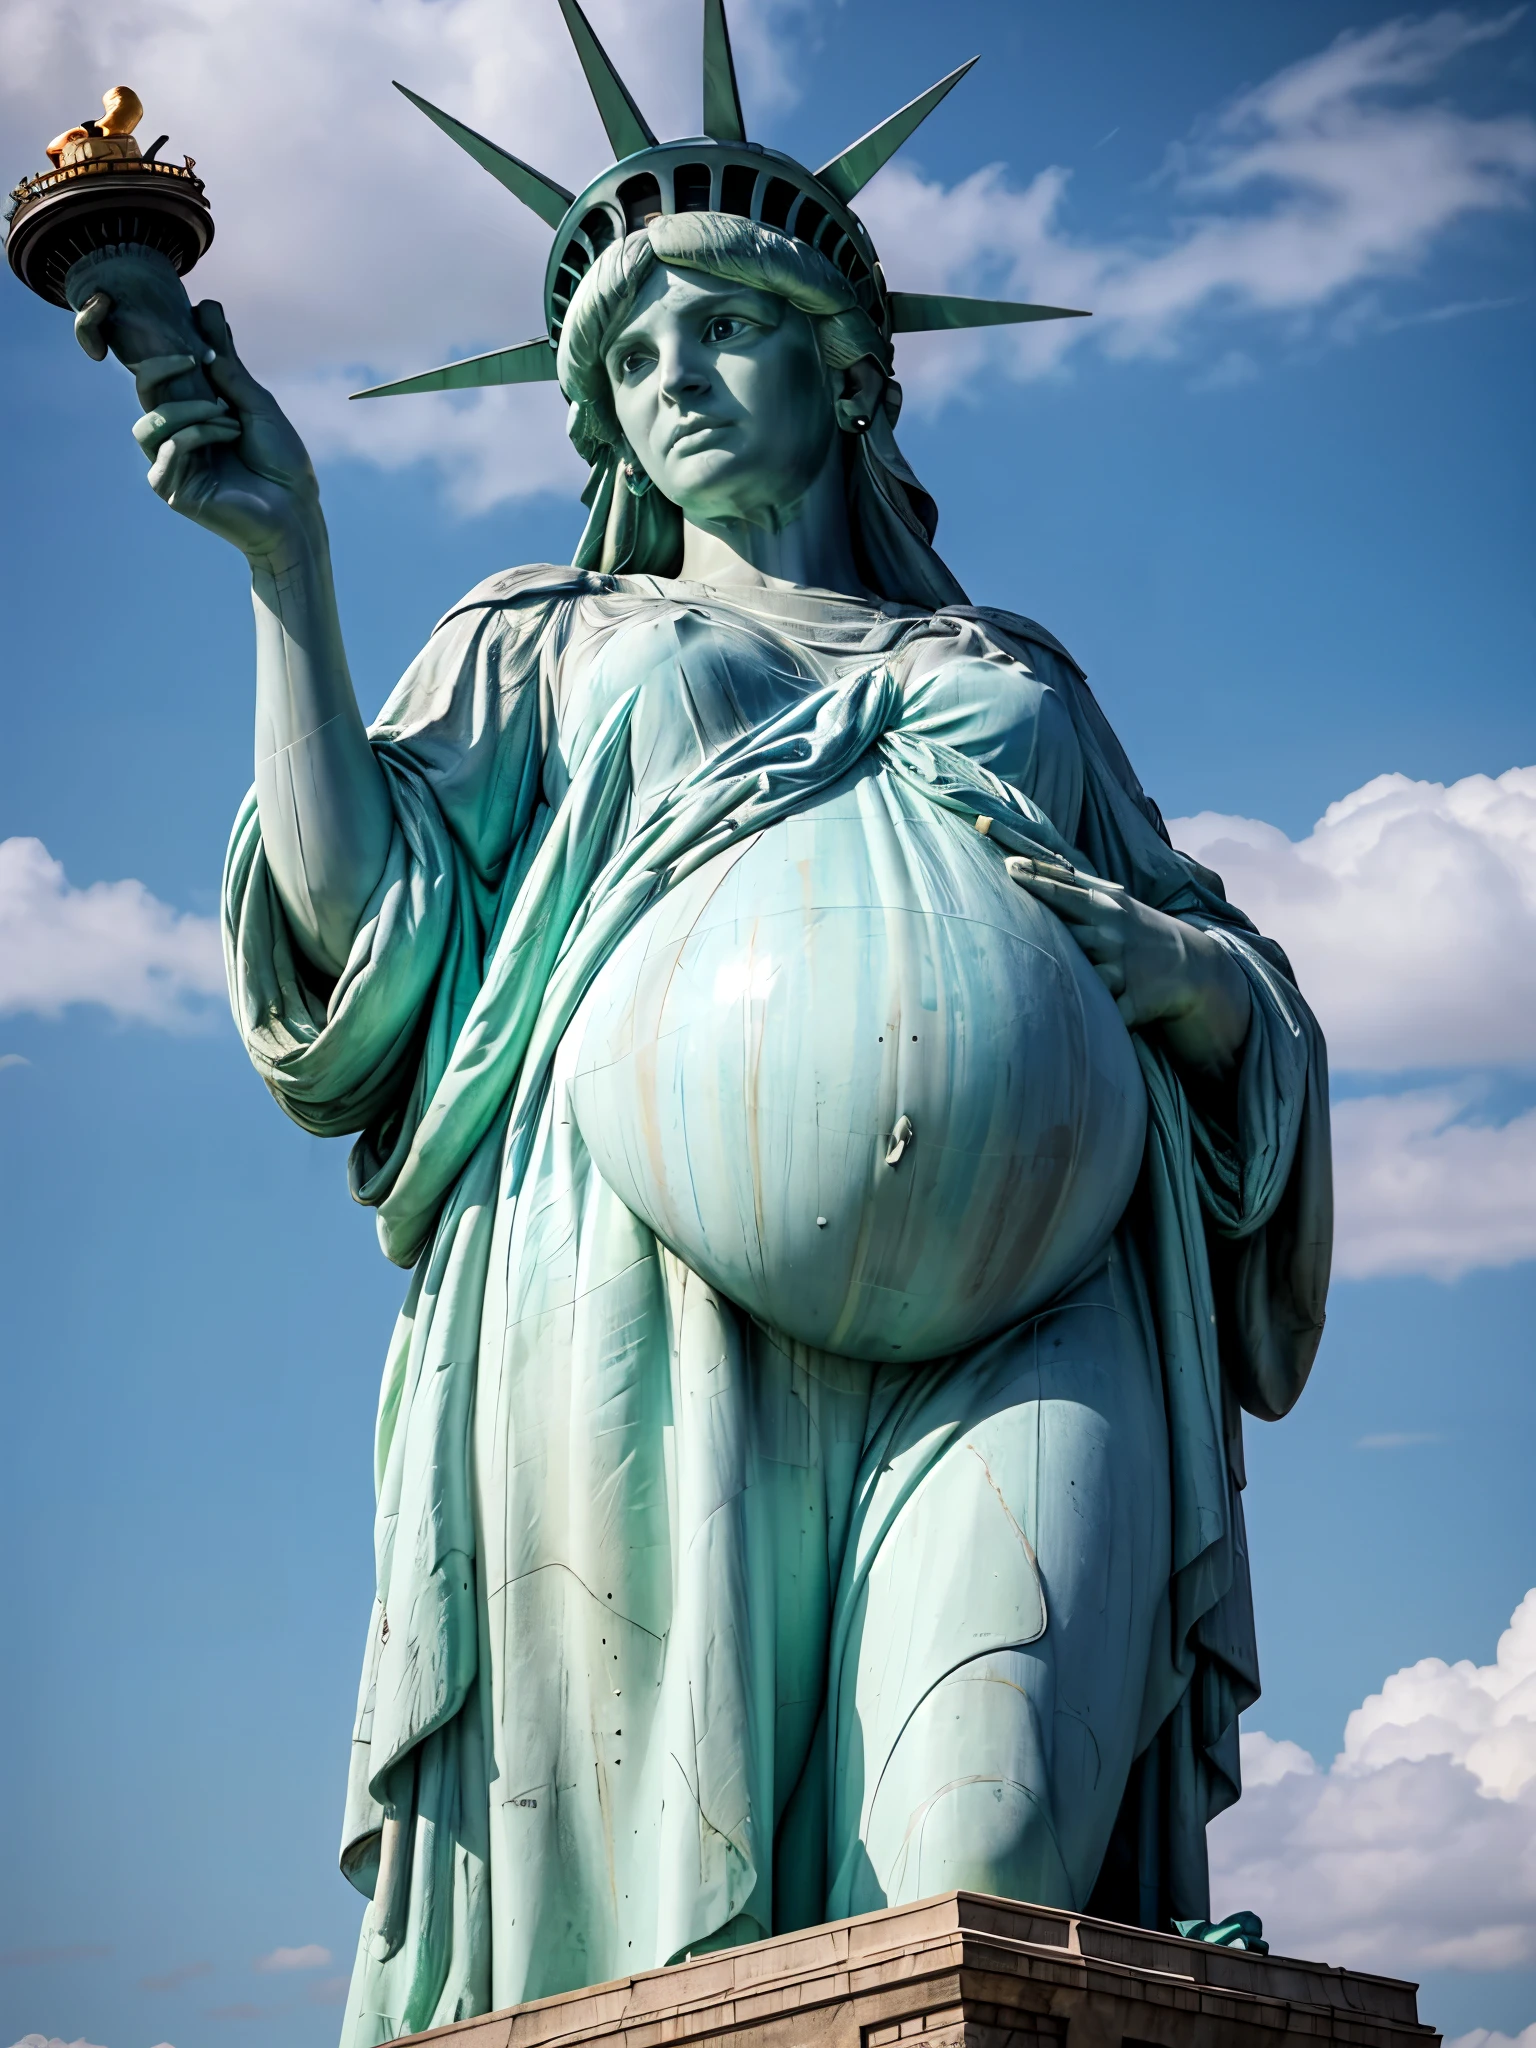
[399, 1892, 1438, 2048]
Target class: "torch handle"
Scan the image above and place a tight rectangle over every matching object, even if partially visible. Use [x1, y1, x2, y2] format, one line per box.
[63, 244, 216, 405]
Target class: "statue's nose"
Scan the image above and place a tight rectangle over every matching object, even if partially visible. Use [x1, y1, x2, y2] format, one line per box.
[658, 342, 712, 405]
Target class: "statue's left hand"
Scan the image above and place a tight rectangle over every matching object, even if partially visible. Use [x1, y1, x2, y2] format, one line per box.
[1007, 856, 1252, 1076]
[128, 300, 321, 563]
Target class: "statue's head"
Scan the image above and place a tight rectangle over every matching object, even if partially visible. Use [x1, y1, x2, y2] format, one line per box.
[363, 0, 1090, 605]
[557, 212, 962, 604]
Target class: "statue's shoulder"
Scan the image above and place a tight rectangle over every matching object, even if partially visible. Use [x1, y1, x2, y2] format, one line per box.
[432, 562, 614, 635]
[941, 605, 1087, 681]
[943, 604, 1173, 849]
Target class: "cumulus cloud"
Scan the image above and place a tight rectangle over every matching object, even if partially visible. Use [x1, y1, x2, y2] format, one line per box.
[253, 1944, 331, 1973]
[1450, 2031, 1536, 2048]
[1, 3, 1527, 504]
[1171, 767, 1536, 1282]
[1169, 768, 1536, 1073]
[9, 2038, 109, 2048]
[0, 837, 224, 1027]
[1209, 1589, 1536, 1972]
[1333, 1087, 1536, 1280]
[861, 9, 1536, 410]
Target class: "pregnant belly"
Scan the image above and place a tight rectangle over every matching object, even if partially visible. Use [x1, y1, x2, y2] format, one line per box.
[568, 769, 1146, 1363]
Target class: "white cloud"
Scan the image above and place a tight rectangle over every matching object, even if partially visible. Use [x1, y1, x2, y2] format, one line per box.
[1450, 2031, 1536, 2048]
[9, 2038, 109, 2048]
[1237, 1733, 1317, 1788]
[0, 838, 224, 1028]
[859, 9, 1536, 408]
[1333, 1086, 1536, 1280]
[253, 1944, 332, 1973]
[281, 373, 581, 521]
[1209, 1590, 1536, 1973]
[1171, 766, 1536, 1283]
[1169, 768, 1536, 1073]
[1, 5, 1526, 504]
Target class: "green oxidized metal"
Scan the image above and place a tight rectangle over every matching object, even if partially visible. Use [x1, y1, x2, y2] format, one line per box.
[351, 0, 1084, 400]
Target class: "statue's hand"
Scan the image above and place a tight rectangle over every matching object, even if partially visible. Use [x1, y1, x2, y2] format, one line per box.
[1007, 855, 1252, 1076]
[130, 301, 320, 563]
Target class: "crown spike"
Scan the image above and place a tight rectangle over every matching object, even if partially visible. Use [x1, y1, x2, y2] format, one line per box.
[557, 0, 657, 159]
[702, 0, 746, 143]
[889, 293, 1090, 333]
[394, 83, 573, 227]
[817, 57, 977, 204]
[350, 338, 560, 400]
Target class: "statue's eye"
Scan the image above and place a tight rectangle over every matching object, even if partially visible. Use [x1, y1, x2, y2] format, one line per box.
[706, 316, 745, 344]
[618, 348, 652, 378]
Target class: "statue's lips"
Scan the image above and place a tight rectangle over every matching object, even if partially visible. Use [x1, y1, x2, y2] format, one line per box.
[666, 418, 736, 455]
[568, 772, 1148, 1364]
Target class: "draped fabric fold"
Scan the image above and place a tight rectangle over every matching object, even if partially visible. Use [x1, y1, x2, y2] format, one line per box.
[222, 570, 1329, 2037]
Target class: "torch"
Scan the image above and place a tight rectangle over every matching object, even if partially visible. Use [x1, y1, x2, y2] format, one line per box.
[6, 88, 216, 403]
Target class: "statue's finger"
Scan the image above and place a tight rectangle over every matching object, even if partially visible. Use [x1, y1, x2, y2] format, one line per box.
[203, 341, 277, 416]
[129, 353, 200, 405]
[132, 399, 230, 451]
[146, 440, 184, 496]
[168, 419, 242, 451]
[1009, 853, 1125, 896]
[195, 299, 234, 355]
[73, 290, 112, 362]
[145, 421, 240, 485]
[134, 412, 238, 460]
[196, 300, 260, 390]
[1005, 863, 1098, 914]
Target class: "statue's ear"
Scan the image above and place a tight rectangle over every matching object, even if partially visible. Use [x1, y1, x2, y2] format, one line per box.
[834, 355, 889, 436]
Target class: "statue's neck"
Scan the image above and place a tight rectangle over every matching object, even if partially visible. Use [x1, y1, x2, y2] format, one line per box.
[677, 439, 870, 599]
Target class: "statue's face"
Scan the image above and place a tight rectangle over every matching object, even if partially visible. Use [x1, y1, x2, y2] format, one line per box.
[604, 263, 841, 527]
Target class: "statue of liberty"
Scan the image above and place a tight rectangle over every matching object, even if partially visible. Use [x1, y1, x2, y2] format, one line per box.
[44, 2, 1331, 2036]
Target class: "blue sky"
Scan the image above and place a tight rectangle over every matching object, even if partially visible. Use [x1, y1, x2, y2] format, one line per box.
[0, 2, 1533, 2045]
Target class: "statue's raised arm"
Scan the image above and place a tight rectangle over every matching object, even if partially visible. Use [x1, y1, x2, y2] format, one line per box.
[7, 90, 390, 973]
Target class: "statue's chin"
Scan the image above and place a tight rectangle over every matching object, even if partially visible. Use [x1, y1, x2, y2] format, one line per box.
[569, 772, 1147, 1364]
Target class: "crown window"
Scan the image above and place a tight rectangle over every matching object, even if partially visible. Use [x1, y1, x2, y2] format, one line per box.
[758, 176, 796, 229]
[580, 207, 617, 257]
[616, 171, 662, 231]
[673, 163, 712, 212]
[720, 162, 758, 218]
[791, 195, 826, 248]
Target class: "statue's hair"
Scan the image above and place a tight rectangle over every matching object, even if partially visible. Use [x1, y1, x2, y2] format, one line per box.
[556, 211, 967, 608]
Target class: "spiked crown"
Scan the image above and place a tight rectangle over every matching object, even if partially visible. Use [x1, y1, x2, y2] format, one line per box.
[353, 0, 1086, 402]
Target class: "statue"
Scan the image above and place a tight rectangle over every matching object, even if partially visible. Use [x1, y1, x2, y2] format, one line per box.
[7, 4, 1329, 2039]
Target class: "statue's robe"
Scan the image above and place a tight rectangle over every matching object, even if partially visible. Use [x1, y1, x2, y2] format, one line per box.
[223, 570, 1330, 2043]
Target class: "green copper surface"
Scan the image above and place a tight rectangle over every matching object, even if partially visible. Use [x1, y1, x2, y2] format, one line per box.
[349, 337, 558, 400]
[817, 58, 977, 204]
[392, 82, 573, 228]
[702, 0, 747, 142]
[889, 291, 1090, 332]
[557, 0, 657, 158]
